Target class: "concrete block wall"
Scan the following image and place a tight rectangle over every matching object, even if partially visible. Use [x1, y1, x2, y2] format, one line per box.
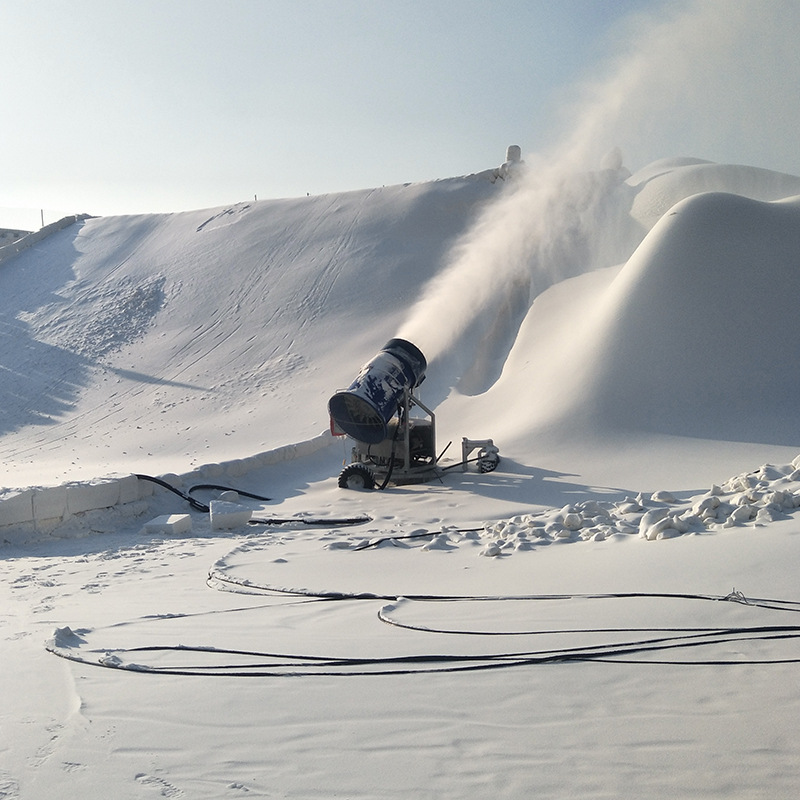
[0, 431, 334, 544]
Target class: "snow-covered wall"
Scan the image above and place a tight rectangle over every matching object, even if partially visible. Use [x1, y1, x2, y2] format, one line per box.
[0, 214, 89, 268]
[0, 227, 29, 244]
[0, 431, 333, 546]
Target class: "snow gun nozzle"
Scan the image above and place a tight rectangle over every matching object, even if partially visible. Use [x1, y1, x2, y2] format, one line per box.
[327, 339, 427, 444]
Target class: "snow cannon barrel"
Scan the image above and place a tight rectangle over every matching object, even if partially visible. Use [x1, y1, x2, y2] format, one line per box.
[328, 338, 427, 444]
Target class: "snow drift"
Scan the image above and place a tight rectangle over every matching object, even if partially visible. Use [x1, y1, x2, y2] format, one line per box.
[580, 190, 800, 443]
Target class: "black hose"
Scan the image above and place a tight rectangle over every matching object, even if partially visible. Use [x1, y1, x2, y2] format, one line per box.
[378, 408, 404, 490]
[248, 514, 371, 527]
[46, 587, 800, 677]
[135, 474, 270, 513]
[188, 484, 271, 504]
[135, 474, 210, 512]
[353, 527, 484, 551]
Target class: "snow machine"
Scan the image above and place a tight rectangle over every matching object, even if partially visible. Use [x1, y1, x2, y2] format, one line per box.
[328, 338, 499, 489]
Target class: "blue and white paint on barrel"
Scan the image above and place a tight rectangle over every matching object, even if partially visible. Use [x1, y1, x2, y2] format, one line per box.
[328, 339, 427, 444]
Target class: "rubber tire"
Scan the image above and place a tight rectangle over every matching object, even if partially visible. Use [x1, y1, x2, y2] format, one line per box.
[477, 451, 500, 473]
[338, 463, 376, 490]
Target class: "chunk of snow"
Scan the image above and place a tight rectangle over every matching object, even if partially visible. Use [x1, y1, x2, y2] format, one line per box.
[142, 514, 192, 535]
[209, 501, 252, 530]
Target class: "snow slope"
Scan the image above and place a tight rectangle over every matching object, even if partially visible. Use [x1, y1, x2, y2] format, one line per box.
[3, 158, 799, 490]
[0, 177, 496, 485]
[2, 158, 800, 799]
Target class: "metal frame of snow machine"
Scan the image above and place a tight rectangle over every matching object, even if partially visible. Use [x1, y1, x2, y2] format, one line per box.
[337, 386, 441, 490]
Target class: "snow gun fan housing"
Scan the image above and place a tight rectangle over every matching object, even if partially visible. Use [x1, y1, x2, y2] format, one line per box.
[328, 338, 427, 444]
[328, 339, 499, 490]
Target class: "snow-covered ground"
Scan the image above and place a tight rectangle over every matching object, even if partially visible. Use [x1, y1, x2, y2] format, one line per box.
[2, 156, 800, 798]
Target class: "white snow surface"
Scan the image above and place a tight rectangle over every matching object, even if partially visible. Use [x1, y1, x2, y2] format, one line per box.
[3, 159, 800, 798]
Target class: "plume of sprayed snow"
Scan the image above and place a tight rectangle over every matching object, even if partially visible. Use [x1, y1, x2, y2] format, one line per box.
[563, 0, 800, 174]
[397, 0, 800, 373]
[396, 155, 634, 366]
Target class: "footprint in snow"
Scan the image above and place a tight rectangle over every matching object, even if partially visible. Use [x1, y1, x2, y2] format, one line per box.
[134, 773, 184, 797]
[0, 770, 20, 799]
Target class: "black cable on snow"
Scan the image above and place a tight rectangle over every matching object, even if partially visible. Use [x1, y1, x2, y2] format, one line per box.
[135, 474, 367, 527]
[46, 588, 800, 677]
[136, 474, 271, 512]
[135, 474, 212, 512]
[376, 590, 800, 635]
[46, 623, 800, 677]
[247, 514, 372, 527]
[352, 527, 485, 551]
[188, 483, 272, 504]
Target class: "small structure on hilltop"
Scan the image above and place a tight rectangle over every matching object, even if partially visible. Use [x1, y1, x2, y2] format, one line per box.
[599, 146, 632, 182]
[492, 144, 526, 182]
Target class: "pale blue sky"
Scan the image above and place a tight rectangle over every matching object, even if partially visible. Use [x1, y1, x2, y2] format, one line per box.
[1, 0, 798, 229]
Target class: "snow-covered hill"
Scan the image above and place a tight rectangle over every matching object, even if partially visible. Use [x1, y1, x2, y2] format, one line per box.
[2, 159, 799, 491]
[0, 176, 497, 485]
[3, 157, 800, 800]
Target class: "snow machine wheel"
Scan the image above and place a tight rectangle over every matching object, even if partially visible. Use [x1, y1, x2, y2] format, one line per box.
[477, 447, 500, 474]
[338, 463, 376, 490]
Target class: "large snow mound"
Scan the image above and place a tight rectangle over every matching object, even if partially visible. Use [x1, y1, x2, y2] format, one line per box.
[1, 159, 799, 492]
[582, 191, 800, 442]
[628, 158, 800, 229]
